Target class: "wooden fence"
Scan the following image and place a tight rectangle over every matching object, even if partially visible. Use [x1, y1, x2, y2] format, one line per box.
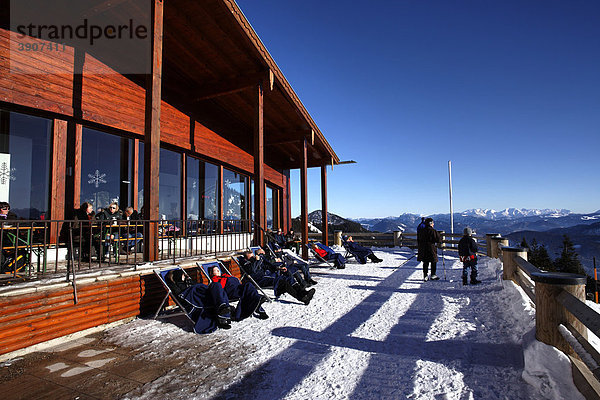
[501, 246, 600, 399]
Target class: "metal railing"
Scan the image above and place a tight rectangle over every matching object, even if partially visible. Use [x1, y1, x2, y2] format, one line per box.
[0, 218, 252, 284]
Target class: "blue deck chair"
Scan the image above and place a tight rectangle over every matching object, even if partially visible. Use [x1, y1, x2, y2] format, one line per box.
[306, 242, 336, 269]
[152, 267, 199, 323]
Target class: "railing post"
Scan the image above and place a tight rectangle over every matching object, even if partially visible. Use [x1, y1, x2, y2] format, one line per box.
[490, 236, 508, 259]
[486, 233, 500, 257]
[393, 231, 402, 247]
[438, 230, 445, 249]
[501, 246, 527, 281]
[334, 231, 342, 247]
[531, 272, 587, 356]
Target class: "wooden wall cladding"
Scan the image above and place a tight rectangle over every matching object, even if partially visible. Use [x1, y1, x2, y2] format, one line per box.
[0, 29, 285, 189]
[0, 259, 244, 356]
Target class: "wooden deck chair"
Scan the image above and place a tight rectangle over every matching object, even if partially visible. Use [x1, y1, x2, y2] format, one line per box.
[152, 267, 198, 322]
[340, 236, 357, 261]
[306, 243, 336, 269]
[227, 257, 275, 302]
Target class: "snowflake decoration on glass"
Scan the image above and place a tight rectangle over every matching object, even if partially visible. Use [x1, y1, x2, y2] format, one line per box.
[0, 162, 16, 185]
[192, 179, 197, 189]
[88, 169, 107, 188]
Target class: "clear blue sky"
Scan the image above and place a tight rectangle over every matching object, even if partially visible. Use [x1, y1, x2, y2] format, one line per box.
[237, 0, 600, 218]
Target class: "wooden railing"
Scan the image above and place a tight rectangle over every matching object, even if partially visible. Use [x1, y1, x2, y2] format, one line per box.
[309, 230, 488, 255]
[502, 246, 600, 399]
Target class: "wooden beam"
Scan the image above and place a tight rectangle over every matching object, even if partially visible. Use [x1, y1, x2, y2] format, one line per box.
[253, 82, 265, 245]
[73, 124, 82, 209]
[50, 119, 67, 244]
[143, 0, 164, 262]
[132, 138, 139, 211]
[265, 139, 301, 147]
[218, 165, 223, 234]
[301, 137, 308, 260]
[51, 119, 68, 220]
[194, 71, 268, 102]
[321, 164, 328, 246]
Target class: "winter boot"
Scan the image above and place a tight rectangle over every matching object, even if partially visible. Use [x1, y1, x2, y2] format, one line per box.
[300, 288, 316, 305]
[216, 304, 232, 329]
[430, 275, 440, 281]
[462, 276, 468, 286]
[470, 277, 481, 285]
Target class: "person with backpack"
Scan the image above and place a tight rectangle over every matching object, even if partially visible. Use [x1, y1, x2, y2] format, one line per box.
[417, 218, 441, 281]
[458, 227, 481, 285]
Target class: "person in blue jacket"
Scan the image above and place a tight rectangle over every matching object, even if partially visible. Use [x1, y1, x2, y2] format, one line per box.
[165, 269, 232, 333]
[458, 227, 481, 285]
[417, 217, 426, 233]
[208, 266, 268, 320]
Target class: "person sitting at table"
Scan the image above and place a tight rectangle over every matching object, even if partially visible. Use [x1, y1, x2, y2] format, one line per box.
[285, 229, 301, 253]
[95, 202, 123, 261]
[122, 206, 142, 253]
[343, 235, 383, 264]
[208, 265, 268, 320]
[311, 242, 346, 269]
[0, 202, 17, 221]
[73, 202, 95, 262]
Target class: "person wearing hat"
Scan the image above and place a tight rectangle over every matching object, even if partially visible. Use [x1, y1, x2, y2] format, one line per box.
[458, 227, 481, 285]
[417, 217, 442, 281]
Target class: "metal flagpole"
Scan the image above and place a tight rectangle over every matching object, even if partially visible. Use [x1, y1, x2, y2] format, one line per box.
[448, 161, 454, 238]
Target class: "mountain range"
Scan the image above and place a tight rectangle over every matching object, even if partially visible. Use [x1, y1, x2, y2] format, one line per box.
[294, 208, 600, 275]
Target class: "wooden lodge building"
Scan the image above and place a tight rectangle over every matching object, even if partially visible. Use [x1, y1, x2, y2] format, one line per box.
[0, 0, 339, 356]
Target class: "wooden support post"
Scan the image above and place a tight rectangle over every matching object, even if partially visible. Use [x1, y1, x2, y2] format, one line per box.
[143, 0, 164, 262]
[486, 233, 500, 257]
[501, 246, 528, 281]
[132, 138, 139, 211]
[334, 231, 342, 247]
[218, 165, 223, 234]
[532, 272, 587, 356]
[321, 164, 328, 246]
[490, 236, 508, 259]
[300, 138, 308, 259]
[50, 119, 68, 243]
[253, 82, 265, 245]
[393, 231, 402, 247]
[72, 124, 82, 209]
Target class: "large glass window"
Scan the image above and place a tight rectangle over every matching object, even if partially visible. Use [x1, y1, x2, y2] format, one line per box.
[159, 148, 181, 220]
[0, 111, 51, 219]
[202, 162, 218, 220]
[186, 156, 200, 220]
[138, 141, 144, 213]
[80, 128, 133, 212]
[266, 186, 274, 229]
[266, 185, 280, 230]
[223, 168, 247, 220]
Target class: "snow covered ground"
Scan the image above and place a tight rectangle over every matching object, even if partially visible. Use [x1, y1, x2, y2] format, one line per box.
[103, 247, 584, 399]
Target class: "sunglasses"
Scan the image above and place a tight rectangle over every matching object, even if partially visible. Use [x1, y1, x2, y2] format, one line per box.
[0, 207, 9, 210]
[109, 206, 117, 210]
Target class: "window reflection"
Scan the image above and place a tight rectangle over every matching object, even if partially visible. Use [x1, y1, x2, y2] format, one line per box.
[159, 148, 181, 220]
[80, 128, 133, 213]
[202, 162, 218, 220]
[223, 168, 247, 221]
[0, 110, 51, 219]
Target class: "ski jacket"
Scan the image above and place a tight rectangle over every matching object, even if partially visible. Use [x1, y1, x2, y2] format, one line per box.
[417, 225, 441, 262]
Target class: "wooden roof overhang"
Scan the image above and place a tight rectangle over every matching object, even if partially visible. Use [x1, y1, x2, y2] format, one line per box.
[161, 0, 339, 170]
[86, 0, 339, 171]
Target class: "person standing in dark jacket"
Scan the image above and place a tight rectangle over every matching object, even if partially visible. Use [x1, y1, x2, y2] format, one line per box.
[458, 227, 480, 285]
[417, 218, 441, 281]
[416, 217, 426, 234]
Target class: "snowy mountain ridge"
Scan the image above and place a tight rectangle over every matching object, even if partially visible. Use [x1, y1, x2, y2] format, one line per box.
[460, 208, 571, 220]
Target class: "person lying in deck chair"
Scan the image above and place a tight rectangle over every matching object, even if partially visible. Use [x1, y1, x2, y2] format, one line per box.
[311, 243, 346, 269]
[239, 251, 315, 305]
[342, 235, 383, 264]
[266, 242, 317, 286]
[165, 269, 234, 332]
[208, 266, 269, 320]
